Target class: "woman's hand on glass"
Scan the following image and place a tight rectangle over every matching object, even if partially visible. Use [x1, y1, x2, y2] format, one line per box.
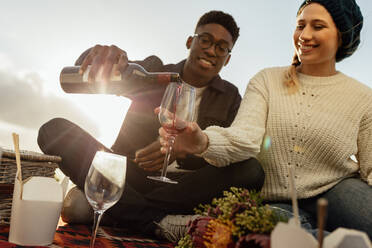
[158, 121, 209, 156]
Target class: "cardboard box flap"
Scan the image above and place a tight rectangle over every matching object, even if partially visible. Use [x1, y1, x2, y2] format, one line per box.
[271, 220, 372, 248]
[324, 228, 372, 248]
[22, 177, 63, 202]
[271, 220, 317, 248]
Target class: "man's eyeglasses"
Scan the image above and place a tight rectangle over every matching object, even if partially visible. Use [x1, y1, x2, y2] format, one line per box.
[193, 33, 232, 57]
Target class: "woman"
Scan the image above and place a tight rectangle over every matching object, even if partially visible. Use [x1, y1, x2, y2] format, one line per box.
[159, 0, 372, 238]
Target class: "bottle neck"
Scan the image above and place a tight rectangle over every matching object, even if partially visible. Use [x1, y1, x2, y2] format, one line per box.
[154, 73, 180, 84]
[130, 66, 180, 84]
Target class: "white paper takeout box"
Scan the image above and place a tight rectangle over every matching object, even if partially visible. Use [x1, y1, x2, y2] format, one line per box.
[271, 218, 372, 248]
[8, 171, 68, 246]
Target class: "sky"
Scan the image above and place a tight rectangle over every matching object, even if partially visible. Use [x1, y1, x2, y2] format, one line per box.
[0, 0, 371, 153]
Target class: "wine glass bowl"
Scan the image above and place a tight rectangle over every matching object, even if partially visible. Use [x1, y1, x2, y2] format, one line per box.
[84, 151, 127, 247]
[159, 110, 189, 135]
[147, 82, 195, 184]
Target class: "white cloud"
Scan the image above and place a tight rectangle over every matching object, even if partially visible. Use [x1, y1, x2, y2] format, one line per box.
[0, 53, 14, 70]
[0, 68, 99, 151]
[0, 120, 39, 152]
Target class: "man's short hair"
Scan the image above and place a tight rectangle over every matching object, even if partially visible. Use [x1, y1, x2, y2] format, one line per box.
[195, 10, 240, 44]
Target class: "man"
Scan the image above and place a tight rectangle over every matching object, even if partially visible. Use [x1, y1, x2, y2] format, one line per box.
[38, 11, 264, 242]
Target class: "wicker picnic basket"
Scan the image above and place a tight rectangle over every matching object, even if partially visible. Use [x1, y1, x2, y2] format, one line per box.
[0, 149, 61, 224]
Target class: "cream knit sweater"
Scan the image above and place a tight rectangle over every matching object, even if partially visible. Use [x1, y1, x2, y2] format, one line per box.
[202, 66, 372, 201]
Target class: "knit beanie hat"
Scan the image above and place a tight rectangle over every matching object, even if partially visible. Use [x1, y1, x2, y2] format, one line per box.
[298, 0, 363, 62]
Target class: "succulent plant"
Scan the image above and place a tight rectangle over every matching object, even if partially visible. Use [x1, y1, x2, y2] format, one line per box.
[176, 187, 285, 248]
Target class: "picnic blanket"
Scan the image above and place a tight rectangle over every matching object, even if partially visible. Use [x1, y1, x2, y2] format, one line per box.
[0, 224, 174, 248]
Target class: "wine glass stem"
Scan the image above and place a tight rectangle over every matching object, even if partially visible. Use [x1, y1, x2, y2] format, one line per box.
[90, 210, 104, 248]
[161, 135, 175, 178]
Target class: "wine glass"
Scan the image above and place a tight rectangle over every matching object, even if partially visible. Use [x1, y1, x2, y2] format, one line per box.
[147, 82, 195, 184]
[84, 151, 127, 248]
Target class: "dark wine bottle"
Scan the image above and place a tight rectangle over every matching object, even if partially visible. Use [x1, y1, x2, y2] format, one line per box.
[60, 63, 180, 97]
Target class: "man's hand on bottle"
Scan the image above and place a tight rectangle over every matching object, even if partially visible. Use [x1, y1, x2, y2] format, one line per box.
[134, 140, 175, 172]
[80, 44, 129, 84]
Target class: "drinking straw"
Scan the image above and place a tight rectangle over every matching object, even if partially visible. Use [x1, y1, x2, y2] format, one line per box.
[12, 133, 23, 194]
[288, 166, 300, 226]
[317, 198, 328, 248]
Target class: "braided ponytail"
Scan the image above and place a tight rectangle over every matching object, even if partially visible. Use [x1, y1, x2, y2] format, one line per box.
[285, 54, 301, 94]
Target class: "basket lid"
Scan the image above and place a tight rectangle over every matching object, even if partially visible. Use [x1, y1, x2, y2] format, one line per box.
[0, 183, 14, 196]
[1, 149, 61, 163]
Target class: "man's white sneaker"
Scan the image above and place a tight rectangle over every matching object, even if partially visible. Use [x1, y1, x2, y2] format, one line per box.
[154, 214, 200, 243]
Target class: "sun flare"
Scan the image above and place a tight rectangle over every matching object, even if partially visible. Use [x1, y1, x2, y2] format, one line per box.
[73, 95, 131, 148]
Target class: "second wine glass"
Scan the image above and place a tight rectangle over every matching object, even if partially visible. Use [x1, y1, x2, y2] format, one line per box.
[147, 82, 195, 184]
[84, 151, 127, 247]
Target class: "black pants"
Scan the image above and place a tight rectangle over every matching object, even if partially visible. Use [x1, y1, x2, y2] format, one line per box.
[38, 118, 265, 234]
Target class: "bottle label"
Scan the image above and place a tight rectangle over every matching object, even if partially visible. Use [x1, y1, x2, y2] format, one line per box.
[132, 69, 146, 77]
[82, 65, 122, 82]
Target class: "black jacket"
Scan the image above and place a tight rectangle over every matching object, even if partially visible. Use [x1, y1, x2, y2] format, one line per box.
[111, 55, 242, 170]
